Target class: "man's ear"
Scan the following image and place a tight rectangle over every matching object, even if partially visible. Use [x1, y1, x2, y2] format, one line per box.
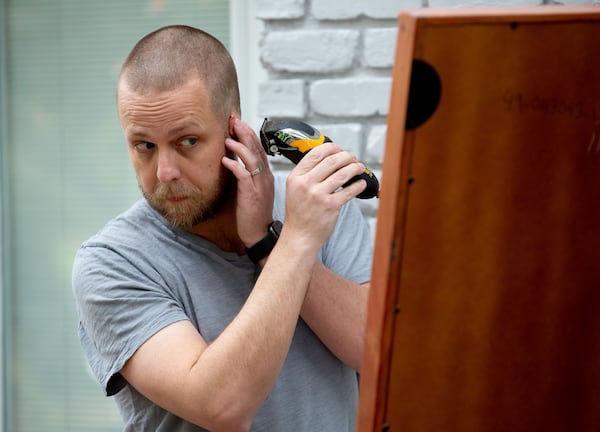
[228, 114, 238, 139]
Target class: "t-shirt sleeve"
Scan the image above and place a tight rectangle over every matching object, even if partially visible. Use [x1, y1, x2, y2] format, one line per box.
[72, 243, 189, 396]
[320, 199, 373, 284]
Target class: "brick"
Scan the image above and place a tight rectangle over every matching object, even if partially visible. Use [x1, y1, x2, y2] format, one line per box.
[311, 2, 362, 20]
[364, 28, 398, 68]
[362, 0, 420, 19]
[260, 30, 359, 73]
[310, 78, 392, 117]
[429, 0, 538, 5]
[258, 79, 306, 118]
[311, 0, 420, 20]
[255, 0, 306, 19]
[315, 123, 362, 156]
[365, 125, 387, 164]
[551, 0, 600, 3]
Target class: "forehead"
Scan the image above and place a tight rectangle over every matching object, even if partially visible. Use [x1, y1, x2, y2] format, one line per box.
[117, 78, 218, 131]
[118, 77, 209, 112]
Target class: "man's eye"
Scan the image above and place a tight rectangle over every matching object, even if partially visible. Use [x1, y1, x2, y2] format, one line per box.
[180, 137, 198, 148]
[134, 142, 155, 152]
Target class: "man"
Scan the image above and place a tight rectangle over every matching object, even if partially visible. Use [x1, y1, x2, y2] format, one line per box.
[73, 25, 372, 431]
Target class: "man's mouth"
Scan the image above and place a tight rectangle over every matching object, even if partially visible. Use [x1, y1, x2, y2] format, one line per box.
[166, 196, 189, 203]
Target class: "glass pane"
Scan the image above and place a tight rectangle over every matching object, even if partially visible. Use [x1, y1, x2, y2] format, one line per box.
[3, 1, 229, 430]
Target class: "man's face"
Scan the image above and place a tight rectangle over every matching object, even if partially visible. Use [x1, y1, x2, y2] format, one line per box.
[117, 78, 235, 228]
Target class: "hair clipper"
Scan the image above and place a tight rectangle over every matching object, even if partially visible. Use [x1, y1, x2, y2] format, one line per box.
[259, 118, 379, 199]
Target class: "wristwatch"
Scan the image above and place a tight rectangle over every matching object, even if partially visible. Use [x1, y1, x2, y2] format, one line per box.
[245, 220, 283, 264]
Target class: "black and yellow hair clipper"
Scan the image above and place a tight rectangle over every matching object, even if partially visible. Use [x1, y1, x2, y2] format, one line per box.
[259, 118, 379, 199]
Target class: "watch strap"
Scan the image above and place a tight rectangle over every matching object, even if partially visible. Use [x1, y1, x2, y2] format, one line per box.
[245, 220, 283, 263]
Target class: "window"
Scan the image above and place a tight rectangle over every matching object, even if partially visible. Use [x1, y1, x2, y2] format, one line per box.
[0, 1, 247, 430]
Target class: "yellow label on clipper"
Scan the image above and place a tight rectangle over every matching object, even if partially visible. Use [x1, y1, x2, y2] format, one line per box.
[275, 130, 327, 153]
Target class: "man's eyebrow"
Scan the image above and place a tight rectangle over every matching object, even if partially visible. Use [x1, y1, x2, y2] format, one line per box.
[168, 121, 201, 137]
[125, 121, 202, 141]
[125, 127, 150, 140]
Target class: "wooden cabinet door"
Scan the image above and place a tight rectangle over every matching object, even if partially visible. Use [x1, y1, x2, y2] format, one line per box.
[358, 6, 600, 432]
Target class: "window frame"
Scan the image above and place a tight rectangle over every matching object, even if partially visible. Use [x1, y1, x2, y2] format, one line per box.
[0, 0, 8, 428]
[229, 0, 266, 129]
[0, 1, 262, 430]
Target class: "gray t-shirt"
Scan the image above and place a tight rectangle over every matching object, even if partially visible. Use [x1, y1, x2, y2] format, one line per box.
[72, 174, 373, 431]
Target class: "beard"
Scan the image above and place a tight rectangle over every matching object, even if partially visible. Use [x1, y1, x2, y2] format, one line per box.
[142, 166, 235, 229]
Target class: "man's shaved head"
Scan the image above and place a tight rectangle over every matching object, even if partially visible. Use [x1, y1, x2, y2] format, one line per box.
[118, 25, 240, 122]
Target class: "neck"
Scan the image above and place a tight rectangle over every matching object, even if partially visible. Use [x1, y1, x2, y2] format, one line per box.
[185, 200, 245, 255]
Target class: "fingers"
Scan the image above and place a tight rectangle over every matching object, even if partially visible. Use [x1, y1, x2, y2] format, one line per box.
[222, 117, 274, 186]
[222, 116, 275, 247]
[283, 143, 366, 248]
[227, 116, 270, 177]
[292, 142, 367, 198]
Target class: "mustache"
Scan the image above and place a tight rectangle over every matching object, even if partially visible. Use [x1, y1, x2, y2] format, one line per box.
[152, 181, 201, 200]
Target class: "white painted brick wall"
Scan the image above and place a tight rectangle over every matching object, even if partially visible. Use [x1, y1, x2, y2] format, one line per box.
[258, 79, 305, 117]
[255, 0, 597, 237]
[311, 0, 422, 20]
[254, 0, 305, 19]
[310, 78, 392, 117]
[364, 28, 398, 68]
[261, 30, 360, 73]
[365, 125, 386, 165]
[316, 123, 363, 156]
[429, 0, 538, 5]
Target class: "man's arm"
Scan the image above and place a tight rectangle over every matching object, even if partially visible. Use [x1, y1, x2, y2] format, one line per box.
[302, 263, 370, 373]
[121, 229, 319, 431]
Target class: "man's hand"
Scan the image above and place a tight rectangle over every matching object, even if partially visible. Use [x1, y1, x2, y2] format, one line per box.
[221, 116, 275, 248]
[284, 142, 367, 251]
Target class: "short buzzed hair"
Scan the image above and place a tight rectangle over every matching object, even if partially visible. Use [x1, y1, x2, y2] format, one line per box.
[118, 25, 240, 122]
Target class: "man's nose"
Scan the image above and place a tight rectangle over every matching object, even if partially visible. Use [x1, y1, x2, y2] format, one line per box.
[156, 149, 182, 183]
